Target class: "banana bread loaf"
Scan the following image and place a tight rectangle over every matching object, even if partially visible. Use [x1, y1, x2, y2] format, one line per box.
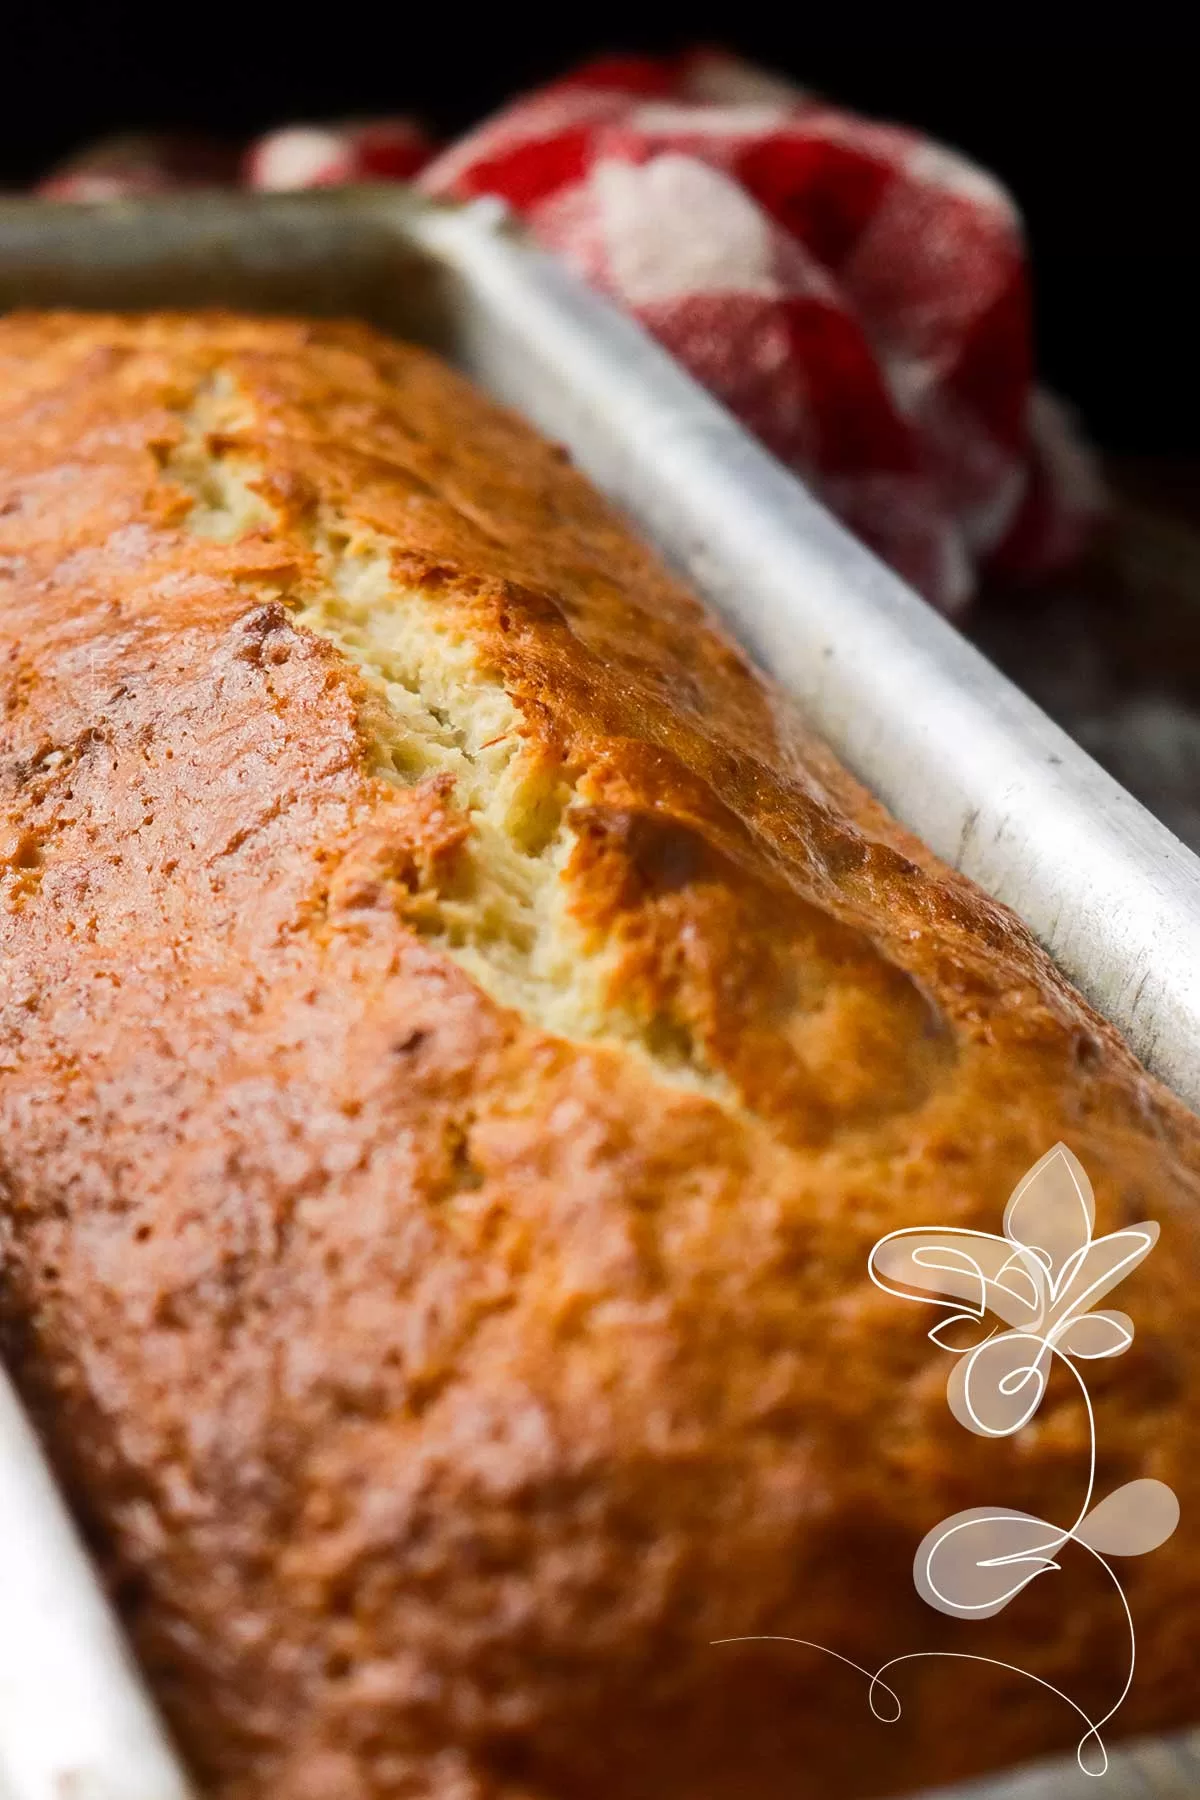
[0, 311, 1197, 1800]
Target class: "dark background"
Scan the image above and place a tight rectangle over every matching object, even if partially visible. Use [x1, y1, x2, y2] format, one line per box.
[3, 5, 1199, 455]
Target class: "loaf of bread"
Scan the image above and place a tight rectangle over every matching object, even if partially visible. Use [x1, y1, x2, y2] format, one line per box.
[0, 312, 1198, 1800]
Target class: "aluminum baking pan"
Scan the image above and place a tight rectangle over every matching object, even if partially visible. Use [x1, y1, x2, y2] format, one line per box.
[0, 186, 1196, 1800]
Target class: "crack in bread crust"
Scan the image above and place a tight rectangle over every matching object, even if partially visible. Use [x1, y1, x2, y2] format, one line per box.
[162, 372, 959, 1129]
[163, 374, 731, 1099]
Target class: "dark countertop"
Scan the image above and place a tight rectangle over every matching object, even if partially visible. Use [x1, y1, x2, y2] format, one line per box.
[971, 464, 1200, 853]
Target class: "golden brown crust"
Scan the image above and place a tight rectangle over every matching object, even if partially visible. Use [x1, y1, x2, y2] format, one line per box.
[0, 311, 1198, 1799]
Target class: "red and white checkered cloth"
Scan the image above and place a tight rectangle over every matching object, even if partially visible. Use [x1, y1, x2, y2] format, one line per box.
[39, 52, 1101, 613]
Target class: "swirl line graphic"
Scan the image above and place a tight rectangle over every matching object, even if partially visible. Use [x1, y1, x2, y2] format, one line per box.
[714, 1144, 1180, 1779]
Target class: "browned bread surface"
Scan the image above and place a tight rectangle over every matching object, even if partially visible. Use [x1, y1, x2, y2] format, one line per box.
[0, 311, 1197, 1800]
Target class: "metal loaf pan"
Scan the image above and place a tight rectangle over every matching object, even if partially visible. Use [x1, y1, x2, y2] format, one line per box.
[0, 187, 1196, 1800]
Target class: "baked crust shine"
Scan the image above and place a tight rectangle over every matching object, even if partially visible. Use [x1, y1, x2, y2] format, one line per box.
[0, 311, 1197, 1799]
